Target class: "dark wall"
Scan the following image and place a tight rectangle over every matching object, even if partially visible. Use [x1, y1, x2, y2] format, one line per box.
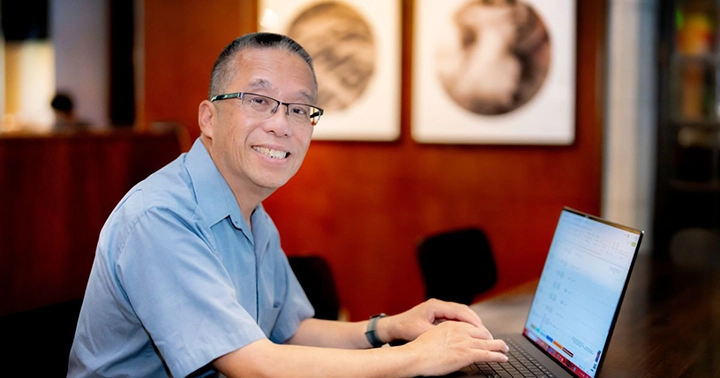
[1, 0, 49, 41]
[109, 0, 136, 126]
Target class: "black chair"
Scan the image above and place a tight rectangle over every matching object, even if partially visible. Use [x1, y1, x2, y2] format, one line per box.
[0, 298, 83, 373]
[288, 255, 341, 320]
[417, 228, 497, 305]
[670, 227, 720, 269]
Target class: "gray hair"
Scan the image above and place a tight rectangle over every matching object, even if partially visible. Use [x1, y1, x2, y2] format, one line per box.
[208, 32, 317, 99]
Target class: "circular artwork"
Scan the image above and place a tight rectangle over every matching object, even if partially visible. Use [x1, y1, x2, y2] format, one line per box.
[436, 0, 551, 116]
[287, 2, 376, 111]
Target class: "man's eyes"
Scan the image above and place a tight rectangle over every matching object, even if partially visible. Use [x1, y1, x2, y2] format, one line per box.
[249, 97, 270, 106]
[290, 106, 309, 116]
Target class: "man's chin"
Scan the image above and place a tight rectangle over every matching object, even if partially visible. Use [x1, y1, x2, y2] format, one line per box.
[253, 176, 292, 192]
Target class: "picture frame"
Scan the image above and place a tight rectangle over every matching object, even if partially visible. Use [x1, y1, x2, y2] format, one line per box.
[412, 0, 577, 145]
[259, 0, 401, 141]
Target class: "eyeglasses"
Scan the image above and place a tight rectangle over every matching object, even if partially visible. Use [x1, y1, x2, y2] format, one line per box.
[210, 92, 324, 126]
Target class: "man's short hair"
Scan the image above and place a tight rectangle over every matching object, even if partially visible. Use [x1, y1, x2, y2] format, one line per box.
[208, 32, 317, 100]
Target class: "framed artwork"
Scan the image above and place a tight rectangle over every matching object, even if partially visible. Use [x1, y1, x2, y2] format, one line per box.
[412, 0, 576, 145]
[259, 0, 401, 141]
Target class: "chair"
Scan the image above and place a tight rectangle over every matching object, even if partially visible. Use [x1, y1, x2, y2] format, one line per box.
[0, 298, 83, 374]
[288, 255, 341, 320]
[670, 227, 720, 269]
[417, 227, 497, 305]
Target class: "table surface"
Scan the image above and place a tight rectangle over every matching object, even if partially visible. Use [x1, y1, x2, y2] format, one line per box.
[471, 253, 720, 377]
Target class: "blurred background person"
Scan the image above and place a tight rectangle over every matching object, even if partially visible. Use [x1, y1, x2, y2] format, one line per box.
[51, 92, 89, 132]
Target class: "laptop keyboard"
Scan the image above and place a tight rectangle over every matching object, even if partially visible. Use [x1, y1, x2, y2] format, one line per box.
[471, 338, 555, 377]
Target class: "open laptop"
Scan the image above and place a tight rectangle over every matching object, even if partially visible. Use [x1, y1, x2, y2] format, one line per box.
[449, 207, 643, 378]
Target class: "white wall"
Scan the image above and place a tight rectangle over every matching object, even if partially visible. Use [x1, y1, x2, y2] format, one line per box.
[603, 0, 657, 253]
[0, 33, 4, 124]
[50, 0, 109, 129]
[3, 41, 55, 131]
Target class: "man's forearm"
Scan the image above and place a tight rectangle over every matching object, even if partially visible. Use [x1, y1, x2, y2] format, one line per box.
[287, 318, 381, 349]
[216, 314, 509, 377]
[215, 338, 423, 378]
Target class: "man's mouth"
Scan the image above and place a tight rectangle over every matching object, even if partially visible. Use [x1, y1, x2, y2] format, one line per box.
[252, 146, 289, 159]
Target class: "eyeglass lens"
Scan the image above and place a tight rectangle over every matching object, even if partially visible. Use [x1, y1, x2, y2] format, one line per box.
[243, 93, 321, 125]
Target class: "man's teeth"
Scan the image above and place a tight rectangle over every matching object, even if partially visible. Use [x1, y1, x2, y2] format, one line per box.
[253, 146, 288, 159]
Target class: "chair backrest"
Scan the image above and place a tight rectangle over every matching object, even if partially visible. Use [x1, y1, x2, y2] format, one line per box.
[670, 227, 720, 269]
[0, 298, 83, 374]
[417, 227, 497, 305]
[288, 255, 341, 320]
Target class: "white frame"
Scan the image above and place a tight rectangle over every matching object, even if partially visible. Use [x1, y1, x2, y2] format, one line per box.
[412, 0, 577, 145]
[259, 0, 401, 141]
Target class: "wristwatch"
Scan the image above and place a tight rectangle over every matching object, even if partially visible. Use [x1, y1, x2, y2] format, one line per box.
[365, 313, 387, 348]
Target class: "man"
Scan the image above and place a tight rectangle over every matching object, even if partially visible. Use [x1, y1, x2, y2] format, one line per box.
[68, 32, 508, 377]
[51, 92, 89, 132]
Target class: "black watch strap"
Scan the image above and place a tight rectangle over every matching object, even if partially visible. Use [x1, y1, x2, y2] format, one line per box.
[365, 313, 387, 348]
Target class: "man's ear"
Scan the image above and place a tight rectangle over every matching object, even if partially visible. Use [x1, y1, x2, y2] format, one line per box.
[198, 100, 216, 139]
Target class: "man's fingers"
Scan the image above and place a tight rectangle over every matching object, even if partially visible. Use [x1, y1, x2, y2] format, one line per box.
[463, 322, 494, 340]
[471, 339, 509, 363]
[477, 339, 509, 354]
[428, 299, 484, 327]
[477, 348, 510, 363]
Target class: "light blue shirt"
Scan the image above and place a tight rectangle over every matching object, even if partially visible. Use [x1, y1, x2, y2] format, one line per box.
[68, 139, 314, 377]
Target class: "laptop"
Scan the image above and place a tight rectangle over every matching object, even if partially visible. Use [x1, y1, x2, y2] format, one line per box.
[448, 207, 643, 378]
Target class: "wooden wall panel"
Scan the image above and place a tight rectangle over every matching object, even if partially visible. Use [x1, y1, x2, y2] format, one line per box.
[142, 1, 606, 321]
[0, 132, 181, 316]
[141, 0, 256, 138]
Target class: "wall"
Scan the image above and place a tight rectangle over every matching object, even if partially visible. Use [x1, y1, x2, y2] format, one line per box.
[0, 131, 181, 316]
[1, 1, 54, 132]
[603, 0, 657, 252]
[142, 0, 606, 321]
[51, 0, 109, 129]
[142, 0, 257, 134]
[3, 41, 55, 131]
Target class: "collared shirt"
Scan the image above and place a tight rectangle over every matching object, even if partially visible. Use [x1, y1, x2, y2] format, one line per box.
[68, 139, 313, 377]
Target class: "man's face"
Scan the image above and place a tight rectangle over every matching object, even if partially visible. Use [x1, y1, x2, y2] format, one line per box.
[204, 48, 316, 197]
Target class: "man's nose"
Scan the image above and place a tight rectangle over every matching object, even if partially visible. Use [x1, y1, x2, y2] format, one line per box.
[264, 105, 292, 136]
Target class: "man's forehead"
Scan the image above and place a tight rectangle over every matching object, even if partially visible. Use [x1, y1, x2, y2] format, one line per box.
[234, 53, 317, 103]
[248, 78, 272, 90]
[248, 78, 315, 104]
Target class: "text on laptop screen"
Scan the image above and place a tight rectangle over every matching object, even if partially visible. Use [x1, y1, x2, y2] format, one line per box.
[522, 209, 641, 378]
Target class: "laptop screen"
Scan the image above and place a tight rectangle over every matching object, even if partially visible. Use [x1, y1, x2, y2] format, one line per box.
[522, 208, 642, 378]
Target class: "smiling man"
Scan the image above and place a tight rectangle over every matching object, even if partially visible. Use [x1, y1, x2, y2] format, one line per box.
[67, 32, 507, 378]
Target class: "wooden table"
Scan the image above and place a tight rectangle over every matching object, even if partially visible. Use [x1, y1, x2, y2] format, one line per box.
[471, 254, 720, 377]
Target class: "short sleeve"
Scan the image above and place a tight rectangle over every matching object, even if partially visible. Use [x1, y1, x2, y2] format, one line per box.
[116, 207, 265, 377]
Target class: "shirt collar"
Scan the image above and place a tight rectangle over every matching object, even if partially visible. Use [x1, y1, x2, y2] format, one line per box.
[185, 139, 248, 231]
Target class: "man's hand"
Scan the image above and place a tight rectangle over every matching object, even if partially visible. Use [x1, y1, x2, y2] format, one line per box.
[403, 320, 509, 376]
[217, 299, 508, 378]
[379, 298, 490, 343]
[216, 321, 508, 378]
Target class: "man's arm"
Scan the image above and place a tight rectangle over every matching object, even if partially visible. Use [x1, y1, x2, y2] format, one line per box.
[214, 299, 509, 377]
[214, 321, 508, 378]
[287, 299, 490, 349]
